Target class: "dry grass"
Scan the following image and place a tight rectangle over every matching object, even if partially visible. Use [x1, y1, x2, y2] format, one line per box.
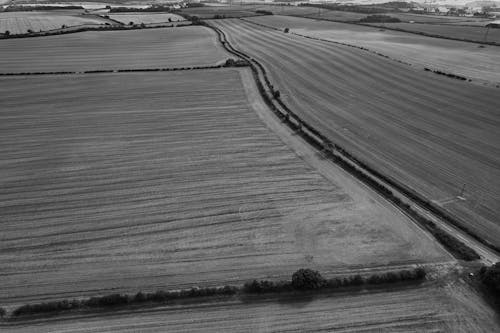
[211, 18, 500, 249]
[0, 69, 449, 306]
[0, 26, 230, 72]
[0, 11, 111, 34]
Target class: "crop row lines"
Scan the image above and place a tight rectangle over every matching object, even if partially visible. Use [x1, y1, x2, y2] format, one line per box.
[205, 20, 495, 260]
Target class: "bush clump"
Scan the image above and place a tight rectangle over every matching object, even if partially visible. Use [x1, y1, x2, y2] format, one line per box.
[255, 10, 273, 15]
[292, 269, 326, 290]
[223, 58, 249, 67]
[359, 15, 401, 23]
[479, 262, 500, 302]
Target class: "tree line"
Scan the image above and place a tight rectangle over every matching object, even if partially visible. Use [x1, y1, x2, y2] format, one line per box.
[1, 268, 426, 319]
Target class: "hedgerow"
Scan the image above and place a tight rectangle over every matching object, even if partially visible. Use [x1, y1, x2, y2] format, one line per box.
[7, 268, 426, 318]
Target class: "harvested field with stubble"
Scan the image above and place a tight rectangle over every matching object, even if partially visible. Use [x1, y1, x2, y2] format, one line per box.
[0, 11, 112, 34]
[211, 18, 500, 249]
[4, 282, 499, 332]
[0, 26, 229, 73]
[0, 68, 450, 307]
[244, 15, 500, 83]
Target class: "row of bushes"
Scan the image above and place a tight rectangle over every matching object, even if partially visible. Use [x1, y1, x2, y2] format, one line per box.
[109, 5, 172, 13]
[255, 10, 273, 15]
[0, 61, 244, 76]
[359, 15, 401, 23]
[6, 268, 425, 318]
[244, 267, 426, 294]
[0, 21, 187, 39]
[424, 68, 468, 81]
[11, 286, 238, 317]
[207, 22, 483, 262]
[3, 5, 83, 11]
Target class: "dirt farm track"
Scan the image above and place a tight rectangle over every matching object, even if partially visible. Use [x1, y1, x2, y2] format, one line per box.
[211, 18, 500, 250]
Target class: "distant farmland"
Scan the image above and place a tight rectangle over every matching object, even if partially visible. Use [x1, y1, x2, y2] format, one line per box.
[0, 11, 111, 35]
[0, 69, 449, 306]
[365, 22, 500, 44]
[108, 13, 185, 25]
[211, 18, 500, 249]
[0, 26, 229, 73]
[244, 15, 500, 83]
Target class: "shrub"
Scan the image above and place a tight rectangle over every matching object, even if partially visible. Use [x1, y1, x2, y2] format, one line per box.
[0, 307, 5, 318]
[480, 263, 500, 295]
[360, 15, 401, 23]
[284, 28, 289, 33]
[292, 268, 326, 290]
[255, 10, 273, 15]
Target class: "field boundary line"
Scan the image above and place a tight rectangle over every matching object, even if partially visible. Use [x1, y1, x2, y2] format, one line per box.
[0, 63, 249, 76]
[0, 267, 427, 321]
[205, 20, 500, 261]
[0, 21, 192, 40]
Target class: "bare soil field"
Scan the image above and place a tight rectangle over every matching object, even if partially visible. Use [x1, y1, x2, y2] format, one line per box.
[211, 19, 500, 249]
[0, 10, 111, 34]
[365, 22, 500, 44]
[108, 13, 185, 25]
[4, 281, 499, 332]
[0, 26, 230, 72]
[245, 15, 500, 83]
[0, 69, 450, 307]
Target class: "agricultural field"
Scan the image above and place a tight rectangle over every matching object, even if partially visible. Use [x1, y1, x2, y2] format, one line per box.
[211, 18, 500, 249]
[254, 5, 493, 25]
[0, 10, 112, 34]
[108, 13, 185, 25]
[0, 26, 230, 72]
[0, 68, 450, 307]
[4, 281, 499, 332]
[244, 15, 500, 84]
[365, 22, 500, 44]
